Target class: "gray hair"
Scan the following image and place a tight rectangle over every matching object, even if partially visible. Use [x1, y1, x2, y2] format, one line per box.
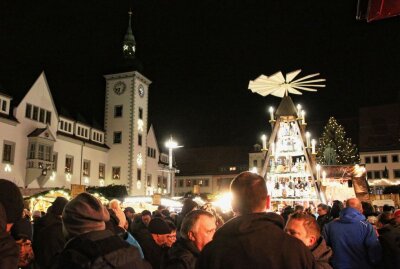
[180, 210, 215, 240]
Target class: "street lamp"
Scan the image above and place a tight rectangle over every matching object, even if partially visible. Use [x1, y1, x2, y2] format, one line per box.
[165, 136, 183, 196]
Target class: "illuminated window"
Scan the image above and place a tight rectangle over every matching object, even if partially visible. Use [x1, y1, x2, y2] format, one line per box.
[99, 163, 105, 179]
[65, 156, 74, 173]
[112, 167, 121, 180]
[83, 160, 90, 176]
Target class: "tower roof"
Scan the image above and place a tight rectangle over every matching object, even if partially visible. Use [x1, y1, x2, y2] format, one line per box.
[124, 11, 136, 44]
[275, 94, 298, 120]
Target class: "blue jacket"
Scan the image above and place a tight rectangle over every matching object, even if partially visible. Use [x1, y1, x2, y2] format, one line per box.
[322, 207, 382, 269]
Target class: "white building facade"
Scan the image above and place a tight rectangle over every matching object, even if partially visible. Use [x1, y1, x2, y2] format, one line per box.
[0, 71, 171, 196]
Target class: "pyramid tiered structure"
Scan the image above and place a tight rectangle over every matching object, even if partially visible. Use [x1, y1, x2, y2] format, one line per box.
[260, 95, 325, 204]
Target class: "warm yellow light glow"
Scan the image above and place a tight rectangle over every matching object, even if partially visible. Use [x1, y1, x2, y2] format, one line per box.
[250, 167, 258, 174]
[212, 192, 232, 213]
[165, 138, 178, 149]
[4, 164, 12, 172]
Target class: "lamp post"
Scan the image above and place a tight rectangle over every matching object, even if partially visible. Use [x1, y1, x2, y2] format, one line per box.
[165, 137, 183, 196]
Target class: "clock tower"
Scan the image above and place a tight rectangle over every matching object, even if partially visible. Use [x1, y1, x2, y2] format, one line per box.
[104, 12, 150, 195]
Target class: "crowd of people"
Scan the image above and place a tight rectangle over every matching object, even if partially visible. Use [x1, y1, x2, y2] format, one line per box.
[1, 175, 400, 269]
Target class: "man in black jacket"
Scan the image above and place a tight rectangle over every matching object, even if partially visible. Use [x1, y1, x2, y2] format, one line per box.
[197, 172, 315, 269]
[52, 192, 150, 269]
[164, 210, 216, 269]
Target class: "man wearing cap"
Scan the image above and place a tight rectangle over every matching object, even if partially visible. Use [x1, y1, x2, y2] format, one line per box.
[0, 178, 25, 268]
[123, 206, 135, 233]
[137, 217, 171, 269]
[53, 192, 150, 269]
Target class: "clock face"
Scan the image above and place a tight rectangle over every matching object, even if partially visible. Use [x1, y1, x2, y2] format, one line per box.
[138, 85, 145, 97]
[114, 81, 126, 95]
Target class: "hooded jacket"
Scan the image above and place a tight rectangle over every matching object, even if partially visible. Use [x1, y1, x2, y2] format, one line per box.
[322, 207, 382, 269]
[197, 212, 315, 269]
[311, 237, 332, 269]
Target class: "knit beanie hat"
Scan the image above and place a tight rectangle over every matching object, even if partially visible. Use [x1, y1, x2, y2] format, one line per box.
[148, 218, 171, 235]
[62, 192, 110, 237]
[50, 197, 69, 215]
[0, 179, 24, 223]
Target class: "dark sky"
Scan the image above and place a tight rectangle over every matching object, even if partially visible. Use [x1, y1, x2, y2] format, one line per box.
[1, 0, 399, 148]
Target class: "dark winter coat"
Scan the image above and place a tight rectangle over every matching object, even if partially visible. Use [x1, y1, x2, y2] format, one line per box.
[10, 217, 32, 240]
[51, 229, 150, 269]
[322, 207, 382, 269]
[377, 223, 400, 269]
[311, 237, 332, 269]
[34, 215, 65, 269]
[136, 229, 169, 269]
[163, 238, 199, 269]
[197, 212, 316, 269]
[0, 205, 19, 269]
[316, 214, 331, 231]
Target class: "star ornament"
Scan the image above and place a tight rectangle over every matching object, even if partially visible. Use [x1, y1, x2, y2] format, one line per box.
[248, 69, 326, 98]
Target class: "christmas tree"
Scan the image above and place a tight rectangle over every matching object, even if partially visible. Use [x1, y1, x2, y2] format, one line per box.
[317, 117, 360, 165]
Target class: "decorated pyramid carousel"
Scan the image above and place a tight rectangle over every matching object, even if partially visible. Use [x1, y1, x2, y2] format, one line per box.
[248, 69, 327, 207]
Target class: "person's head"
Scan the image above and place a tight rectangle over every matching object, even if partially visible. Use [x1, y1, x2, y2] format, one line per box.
[361, 201, 375, 217]
[330, 200, 343, 219]
[165, 221, 177, 247]
[317, 203, 329, 216]
[109, 199, 122, 211]
[148, 218, 171, 246]
[0, 179, 24, 231]
[124, 207, 135, 220]
[158, 205, 166, 212]
[62, 192, 110, 239]
[376, 212, 394, 229]
[346, 198, 363, 213]
[294, 205, 304, 213]
[394, 209, 400, 225]
[32, 210, 41, 222]
[180, 210, 216, 251]
[141, 210, 152, 226]
[230, 172, 267, 215]
[285, 212, 320, 248]
[49, 197, 69, 216]
[382, 204, 393, 213]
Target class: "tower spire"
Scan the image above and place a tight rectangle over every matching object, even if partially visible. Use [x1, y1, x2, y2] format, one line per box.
[123, 10, 136, 59]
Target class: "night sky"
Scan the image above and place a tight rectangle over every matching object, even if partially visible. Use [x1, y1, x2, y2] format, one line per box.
[1, 0, 399, 148]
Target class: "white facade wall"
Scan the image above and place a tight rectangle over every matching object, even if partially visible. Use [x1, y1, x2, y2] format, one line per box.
[0, 70, 166, 195]
[104, 71, 151, 195]
[249, 151, 265, 174]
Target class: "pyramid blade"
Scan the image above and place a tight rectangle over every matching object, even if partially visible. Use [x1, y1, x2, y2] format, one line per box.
[285, 69, 302, 83]
[268, 71, 285, 83]
[287, 87, 303, 95]
[291, 73, 320, 83]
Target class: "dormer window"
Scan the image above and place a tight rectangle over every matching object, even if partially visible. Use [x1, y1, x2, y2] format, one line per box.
[0, 96, 10, 114]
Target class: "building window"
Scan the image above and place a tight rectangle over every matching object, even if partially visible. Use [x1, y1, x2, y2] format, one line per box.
[373, 171, 381, 179]
[392, 155, 399, 163]
[394, 170, 400, 178]
[179, 179, 184, 187]
[32, 106, 38, 121]
[2, 141, 15, 164]
[193, 179, 197, 186]
[65, 156, 74, 173]
[25, 104, 32, 118]
[204, 179, 209, 187]
[253, 160, 258, 167]
[138, 134, 142, 146]
[39, 108, 45, 123]
[163, 177, 167, 188]
[147, 174, 152, 187]
[365, 156, 371, 164]
[0, 99, 6, 112]
[46, 111, 51, 124]
[52, 152, 58, 170]
[28, 143, 36, 159]
[113, 132, 122, 144]
[367, 171, 372, 179]
[45, 145, 52, 161]
[112, 167, 121, 180]
[139, 107, 143, 119]
[158, 176, 162, 187]
[372, 156, 379, 163]
[99, 163, 105, 179]
[137, 168, 141, 181]
[114, 105, 123, 117]
[38, 145, 45, 160]
[186, 179, 191, 187]
[83, 160, 90, 176]
[380, 156, 387, 163]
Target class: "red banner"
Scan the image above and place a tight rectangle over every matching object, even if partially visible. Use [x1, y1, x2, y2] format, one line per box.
[367, 0, 400, 22]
